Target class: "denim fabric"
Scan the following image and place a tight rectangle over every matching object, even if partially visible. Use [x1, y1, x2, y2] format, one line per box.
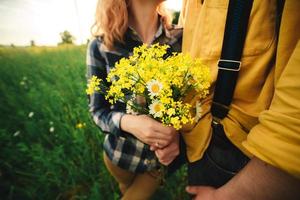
[188, 123, 250, 188]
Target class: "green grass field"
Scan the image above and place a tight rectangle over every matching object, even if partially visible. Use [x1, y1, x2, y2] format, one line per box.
[0, 45, 188, 200]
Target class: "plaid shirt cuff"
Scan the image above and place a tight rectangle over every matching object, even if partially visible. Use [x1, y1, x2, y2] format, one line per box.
[93, 110, 126, 137]
[111, 112, 126, 136]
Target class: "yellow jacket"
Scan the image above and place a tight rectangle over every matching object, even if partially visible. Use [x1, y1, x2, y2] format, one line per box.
[180, 0, 300, 178]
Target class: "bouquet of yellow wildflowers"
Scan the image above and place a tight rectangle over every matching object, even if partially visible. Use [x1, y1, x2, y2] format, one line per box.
[86, 44, 210, 130]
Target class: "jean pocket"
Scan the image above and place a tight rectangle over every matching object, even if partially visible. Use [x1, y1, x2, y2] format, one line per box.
[188, 152, 236, 187]
[205, 149, 237, 175]
[206, 138, 250, 174]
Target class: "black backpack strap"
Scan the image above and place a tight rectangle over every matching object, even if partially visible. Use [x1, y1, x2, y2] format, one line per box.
[211, 0, 254, 121]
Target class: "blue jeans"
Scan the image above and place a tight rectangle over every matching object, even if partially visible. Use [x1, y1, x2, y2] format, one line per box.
[188, 122, 250, 188]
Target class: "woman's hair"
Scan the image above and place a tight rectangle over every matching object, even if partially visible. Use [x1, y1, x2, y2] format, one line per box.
[91, 0, 172, 50]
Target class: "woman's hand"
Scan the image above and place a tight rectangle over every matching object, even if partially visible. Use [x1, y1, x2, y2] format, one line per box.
[151, 133, 180, 166]
[120, 114, 177, 147]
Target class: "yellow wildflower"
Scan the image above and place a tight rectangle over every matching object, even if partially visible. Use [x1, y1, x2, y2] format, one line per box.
[76, 123, 86, 129]
[86, 75, 101, 95]
[167, 108, 176, 116]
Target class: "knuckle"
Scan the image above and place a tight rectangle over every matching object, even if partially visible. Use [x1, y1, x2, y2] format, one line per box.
[148, 122, 155, 130]
[145, 131, 151, 137]
[167, 136, 173, 142]
[170, 130, 175, 135]
[167, 129, 172, 135]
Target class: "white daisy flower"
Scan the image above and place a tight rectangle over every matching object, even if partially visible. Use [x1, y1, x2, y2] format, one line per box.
[194, 101, 203, 122]
[126, 100, 138, 115]
[149, 100, 164, 118]
[146, 80, 163, 97]
[28, 112, 34, 118]
[13, 131, 21, 137]
[49, 127, 55, 133]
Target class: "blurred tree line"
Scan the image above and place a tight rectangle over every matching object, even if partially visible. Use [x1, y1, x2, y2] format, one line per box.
[26, 11, 181, 47]
[172, 11, 180, 24]
[59, 30, 76, 45]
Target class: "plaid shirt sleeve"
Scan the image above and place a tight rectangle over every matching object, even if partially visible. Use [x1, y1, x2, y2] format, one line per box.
[86, 38, 125, 136]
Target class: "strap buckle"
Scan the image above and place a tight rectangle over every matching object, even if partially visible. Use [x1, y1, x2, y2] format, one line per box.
[218, 59, 241, 72]
[212, 115, 222, 125]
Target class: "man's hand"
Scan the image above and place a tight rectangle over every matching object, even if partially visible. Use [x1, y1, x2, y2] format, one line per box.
[186, 186, 217, 200]
[151, 133, 180, 165]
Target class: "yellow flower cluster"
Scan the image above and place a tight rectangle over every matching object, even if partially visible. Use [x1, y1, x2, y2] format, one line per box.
[87, 44, 211, 130]
[86, 75, 101, 95]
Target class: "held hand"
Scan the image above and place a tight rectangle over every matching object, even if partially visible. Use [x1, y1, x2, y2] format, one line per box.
[120, 114, 177, 147]
[151, 133, 180, 166]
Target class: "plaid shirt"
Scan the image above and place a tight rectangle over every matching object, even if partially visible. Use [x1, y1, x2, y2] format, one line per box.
[86, 23, 182, 173]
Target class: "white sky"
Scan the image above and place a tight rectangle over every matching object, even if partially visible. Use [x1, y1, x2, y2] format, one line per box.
[0, 0, 182, 46]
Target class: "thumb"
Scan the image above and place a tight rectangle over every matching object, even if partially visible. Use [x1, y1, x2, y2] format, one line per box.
[186, 186, 201, 194]
[154, 149, 161, 157]
[150, 145, 157, 151]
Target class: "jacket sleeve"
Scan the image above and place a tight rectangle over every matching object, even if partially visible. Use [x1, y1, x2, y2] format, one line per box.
[86, 38, 125, 136]
[243, 40, 300, 179]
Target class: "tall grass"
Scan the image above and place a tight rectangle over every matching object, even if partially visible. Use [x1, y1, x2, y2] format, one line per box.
[0, 46, 188, 200]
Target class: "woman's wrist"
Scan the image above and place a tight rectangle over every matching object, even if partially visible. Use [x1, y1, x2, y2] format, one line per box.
[120, 114, 137, 134]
